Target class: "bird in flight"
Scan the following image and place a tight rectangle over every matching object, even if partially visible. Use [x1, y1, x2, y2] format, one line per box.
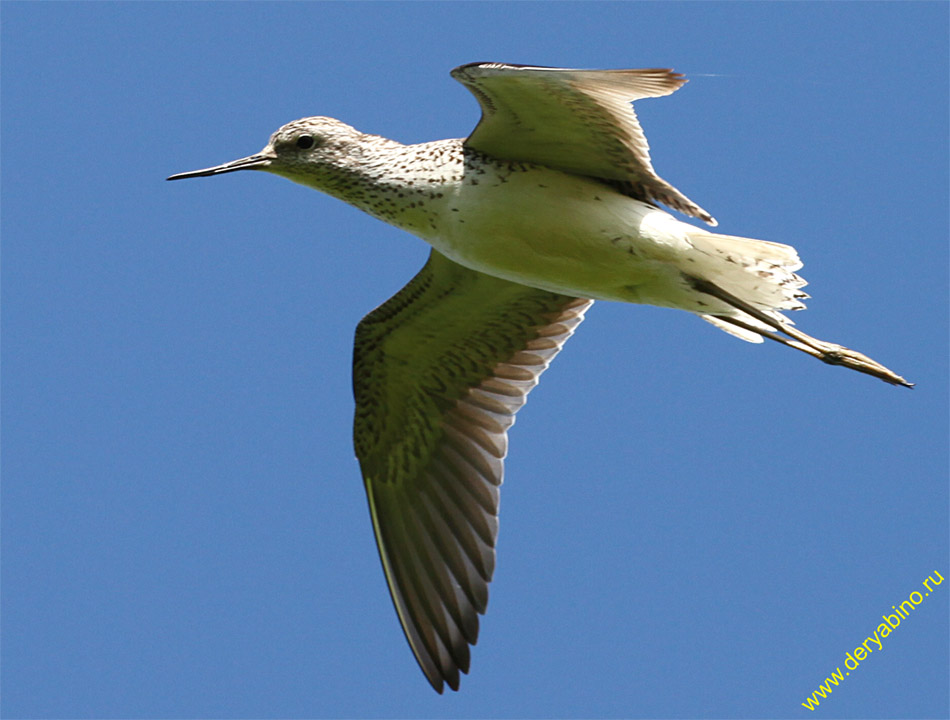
[168, 62, 911, 693]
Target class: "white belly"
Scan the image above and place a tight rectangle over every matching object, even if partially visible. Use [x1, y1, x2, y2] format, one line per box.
[415, 164, 700, 307]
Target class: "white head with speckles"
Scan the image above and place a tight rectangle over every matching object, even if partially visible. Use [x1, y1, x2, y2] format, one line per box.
[167, 116, 392, 190]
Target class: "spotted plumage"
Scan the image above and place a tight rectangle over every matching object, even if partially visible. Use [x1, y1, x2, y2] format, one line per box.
[168, 62, 911, 694]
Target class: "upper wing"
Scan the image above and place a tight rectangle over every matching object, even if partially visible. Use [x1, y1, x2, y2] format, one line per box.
[353, 249, 592, 692]
[451, 62, 716, 226]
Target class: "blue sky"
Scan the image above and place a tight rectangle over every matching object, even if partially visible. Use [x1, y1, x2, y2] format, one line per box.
[3, 2, 947, 718]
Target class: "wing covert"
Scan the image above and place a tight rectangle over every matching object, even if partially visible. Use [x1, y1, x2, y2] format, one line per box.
[353, 249, 591, 692]
[451, 62, 716, 226]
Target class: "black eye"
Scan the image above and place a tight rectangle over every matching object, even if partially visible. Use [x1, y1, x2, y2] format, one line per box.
[296, 134, 315, 150]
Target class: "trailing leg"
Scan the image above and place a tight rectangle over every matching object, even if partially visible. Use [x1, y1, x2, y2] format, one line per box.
[687, 275, 913, 388]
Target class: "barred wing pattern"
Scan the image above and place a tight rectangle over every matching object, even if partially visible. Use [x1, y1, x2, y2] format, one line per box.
[451, 62, 716, 226]
[353, 249, 592, 692]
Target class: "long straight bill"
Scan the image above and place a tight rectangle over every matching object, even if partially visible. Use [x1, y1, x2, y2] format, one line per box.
[167, 152, 273, 181]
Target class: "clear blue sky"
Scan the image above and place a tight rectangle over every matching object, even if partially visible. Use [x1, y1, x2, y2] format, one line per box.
[3, 3, 947, 718]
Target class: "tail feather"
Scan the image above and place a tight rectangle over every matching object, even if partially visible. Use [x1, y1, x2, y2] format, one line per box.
[678, 228, 911, 387]
[685, 229, 809, 341]
[701, 315, 765, 343]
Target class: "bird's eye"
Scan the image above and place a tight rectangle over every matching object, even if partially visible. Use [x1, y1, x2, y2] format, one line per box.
[296, 135, 316, 150]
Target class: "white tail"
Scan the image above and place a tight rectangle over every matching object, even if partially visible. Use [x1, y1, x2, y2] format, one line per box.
[685, 229, 809, 343]
[677, 228, 910, 387]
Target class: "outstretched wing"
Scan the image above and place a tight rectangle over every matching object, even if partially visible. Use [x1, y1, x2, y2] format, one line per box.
[451, 62, 716, 226]
[353, 249, 592, 692]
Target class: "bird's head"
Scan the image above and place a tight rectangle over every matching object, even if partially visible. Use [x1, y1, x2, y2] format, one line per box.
[167, 116, 370, 185]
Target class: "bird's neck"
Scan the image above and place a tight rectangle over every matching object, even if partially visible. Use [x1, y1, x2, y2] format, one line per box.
[287, 138, 466, 237]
